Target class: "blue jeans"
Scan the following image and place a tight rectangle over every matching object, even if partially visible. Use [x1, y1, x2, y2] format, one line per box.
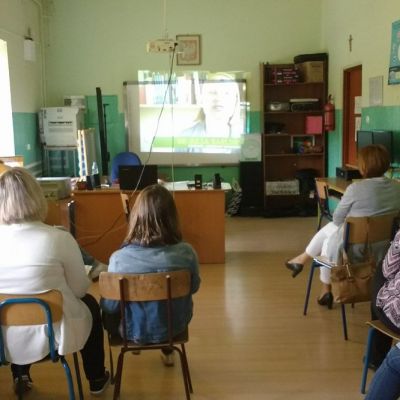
[365, 346, 400, 400]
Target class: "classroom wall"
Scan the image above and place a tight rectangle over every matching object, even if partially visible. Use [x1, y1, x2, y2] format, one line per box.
[43, 0, 324, 178]
[321, 0, 400, 176]
[0, 0, 44, 173]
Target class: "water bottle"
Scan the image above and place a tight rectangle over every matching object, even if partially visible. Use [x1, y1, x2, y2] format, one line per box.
[91, 161, 99, 175]
[91, 161, 101, 188]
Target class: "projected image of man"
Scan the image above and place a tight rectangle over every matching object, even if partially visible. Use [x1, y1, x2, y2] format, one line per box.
[182, 73, 243, 139]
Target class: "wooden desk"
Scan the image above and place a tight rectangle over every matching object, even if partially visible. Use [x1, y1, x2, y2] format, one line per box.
[317, 177, 351, 196]
[71, 189, 225, 264]
[45, 198, 71, 229]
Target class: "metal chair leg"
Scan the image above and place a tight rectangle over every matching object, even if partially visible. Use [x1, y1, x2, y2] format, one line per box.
[174, 347, 191, 400]
[60, 356, 76, 400]
[361, 327, 375, 394]
[107, 335, 115, 384]
[340, 304, 348, 340]
[73, 352, 84, 400]
[181, 344, 193, 393]
[113, 351, 125, 400]
[303, 261, 317, 315]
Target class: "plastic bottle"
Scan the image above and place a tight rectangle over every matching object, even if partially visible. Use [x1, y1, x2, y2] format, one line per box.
[91, 161, 99, 175]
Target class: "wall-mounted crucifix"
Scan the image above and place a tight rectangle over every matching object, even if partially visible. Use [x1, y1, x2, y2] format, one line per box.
[348, 34, 353, 52]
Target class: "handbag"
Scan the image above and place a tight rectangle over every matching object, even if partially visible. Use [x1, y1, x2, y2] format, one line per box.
[330, 239, 376, 304]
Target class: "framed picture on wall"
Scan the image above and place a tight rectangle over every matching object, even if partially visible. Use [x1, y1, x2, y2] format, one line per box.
[176, 34, 201, 65]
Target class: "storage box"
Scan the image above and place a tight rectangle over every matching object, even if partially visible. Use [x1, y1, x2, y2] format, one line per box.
[296, 61, 324, 83]
[265, 180, 299, 196]
[305, 115, 323, 134]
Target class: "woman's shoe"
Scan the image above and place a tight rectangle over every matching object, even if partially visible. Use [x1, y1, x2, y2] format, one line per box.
[317, 292, 333, 309]
[285, 261, 304, 278]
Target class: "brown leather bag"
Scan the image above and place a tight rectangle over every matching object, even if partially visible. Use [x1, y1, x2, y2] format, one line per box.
[330, 244, 376, 304]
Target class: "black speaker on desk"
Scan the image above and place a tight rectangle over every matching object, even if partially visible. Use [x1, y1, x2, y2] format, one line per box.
[239, 162, 264, 216]
[336, 167, 362, 180]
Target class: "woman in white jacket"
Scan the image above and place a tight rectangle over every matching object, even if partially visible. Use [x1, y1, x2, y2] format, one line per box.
[285, 145, 400, 308]
[0, 167, 109, 395]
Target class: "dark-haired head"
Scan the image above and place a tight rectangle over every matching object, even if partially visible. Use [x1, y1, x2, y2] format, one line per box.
[357, 144, 390, 178]
[125, 184, 182, 246]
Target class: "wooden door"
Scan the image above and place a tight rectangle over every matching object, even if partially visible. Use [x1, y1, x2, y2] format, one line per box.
[343, 65, 362, 167]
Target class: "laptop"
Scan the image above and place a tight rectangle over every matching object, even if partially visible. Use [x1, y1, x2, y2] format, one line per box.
[118, 165, 158, 190]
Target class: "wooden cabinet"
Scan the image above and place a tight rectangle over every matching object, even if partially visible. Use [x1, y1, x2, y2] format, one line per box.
[260, 61, 327, 216]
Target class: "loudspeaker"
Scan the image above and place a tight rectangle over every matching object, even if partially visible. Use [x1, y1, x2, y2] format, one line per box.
[239, 162, 264, 215]
[213, 173, 221, 189]
[194, 174, 202, 189]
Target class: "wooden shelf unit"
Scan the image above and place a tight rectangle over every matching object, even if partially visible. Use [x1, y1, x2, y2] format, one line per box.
[260, 61, 328, 216]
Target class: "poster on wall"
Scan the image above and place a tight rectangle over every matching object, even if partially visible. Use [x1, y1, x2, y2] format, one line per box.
[388, 19, 400, 85]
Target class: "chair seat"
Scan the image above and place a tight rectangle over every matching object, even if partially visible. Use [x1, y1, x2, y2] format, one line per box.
[366, 320, 400, 341]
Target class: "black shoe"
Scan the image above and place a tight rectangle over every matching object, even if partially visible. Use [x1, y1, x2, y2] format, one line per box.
[285, 261, 304, 278]
[13, 375, 33, 395]
[90, 371, 110, 396]
[317, 292, 333, 309]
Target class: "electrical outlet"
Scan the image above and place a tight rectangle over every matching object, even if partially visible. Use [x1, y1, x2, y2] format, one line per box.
[146, 39, 177, 53]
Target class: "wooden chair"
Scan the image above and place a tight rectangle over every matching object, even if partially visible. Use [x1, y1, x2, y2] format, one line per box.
[0, 290, 83, 400]
[99, 270, 193, 400]
[303, 212, 399, 340]
[360, 320, 400, 394]
[315, 179, 333, 231]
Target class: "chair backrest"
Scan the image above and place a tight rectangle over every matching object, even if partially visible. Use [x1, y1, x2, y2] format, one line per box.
[99, 270, 191, 302]
[0, 290, 63, 326]
[344, 212, 399, 247]
[99, 270, 191, 344]
[315, 179, 331, 214]
[0, 290, 63, 364]
[111, 152, 142, 183]
[315, 180, 329, 201]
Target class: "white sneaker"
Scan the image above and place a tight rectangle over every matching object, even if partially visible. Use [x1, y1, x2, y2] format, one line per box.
[161, 352, 175, 367]
[88, 262, 108, 281]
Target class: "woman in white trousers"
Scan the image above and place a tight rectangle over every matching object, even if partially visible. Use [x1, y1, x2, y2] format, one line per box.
[286, 145, 400, 308]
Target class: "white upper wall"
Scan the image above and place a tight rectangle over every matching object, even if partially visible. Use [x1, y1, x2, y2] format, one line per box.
[321, 0, 400, 108]
[44, 0, 323, 111]
[0, 0, 43, 112]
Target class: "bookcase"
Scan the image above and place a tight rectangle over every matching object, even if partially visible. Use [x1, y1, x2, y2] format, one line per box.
[260, 61, 328, 216]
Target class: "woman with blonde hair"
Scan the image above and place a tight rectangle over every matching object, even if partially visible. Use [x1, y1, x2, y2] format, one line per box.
[101, 184, 200, 366]
[285, 145, 400, 307]
[0, 167, 109, 395]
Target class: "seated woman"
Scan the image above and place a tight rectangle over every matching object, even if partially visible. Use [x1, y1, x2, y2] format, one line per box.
[0, 167, 109, 395]
[101, 184, 201, 366]
[285, 145, 400, 308]
[364, 229, 400, 399]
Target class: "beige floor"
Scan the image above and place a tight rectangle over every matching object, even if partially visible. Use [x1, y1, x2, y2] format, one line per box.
[0, 216, 371, 399]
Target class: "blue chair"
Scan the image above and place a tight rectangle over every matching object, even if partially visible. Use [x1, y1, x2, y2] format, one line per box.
[110, 152, 141, 183]
[315, 179, 333, 231]
[0, 290, 83, 400]
[360, 320, 400, 394]
[303, 213, 398, 340]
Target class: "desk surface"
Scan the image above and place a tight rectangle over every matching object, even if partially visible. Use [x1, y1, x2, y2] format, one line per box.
[317, 177, 350, 195]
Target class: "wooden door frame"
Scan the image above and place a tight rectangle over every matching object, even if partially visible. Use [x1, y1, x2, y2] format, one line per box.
[342, 64, 362, 167]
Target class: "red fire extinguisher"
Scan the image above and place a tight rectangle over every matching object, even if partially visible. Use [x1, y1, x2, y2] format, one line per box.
[324, 94, 335, 131]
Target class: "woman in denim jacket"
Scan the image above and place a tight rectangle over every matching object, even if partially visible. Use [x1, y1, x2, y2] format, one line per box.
[101, 184, 200, 366]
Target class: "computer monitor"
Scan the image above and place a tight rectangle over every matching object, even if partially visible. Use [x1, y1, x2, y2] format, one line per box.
[356, 130, 393, 163]
[118, 165, 158, 190]
[356, 130, 373, 151]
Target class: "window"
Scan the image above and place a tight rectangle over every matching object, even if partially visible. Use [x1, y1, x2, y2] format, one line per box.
[0, 39, 15, 156]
